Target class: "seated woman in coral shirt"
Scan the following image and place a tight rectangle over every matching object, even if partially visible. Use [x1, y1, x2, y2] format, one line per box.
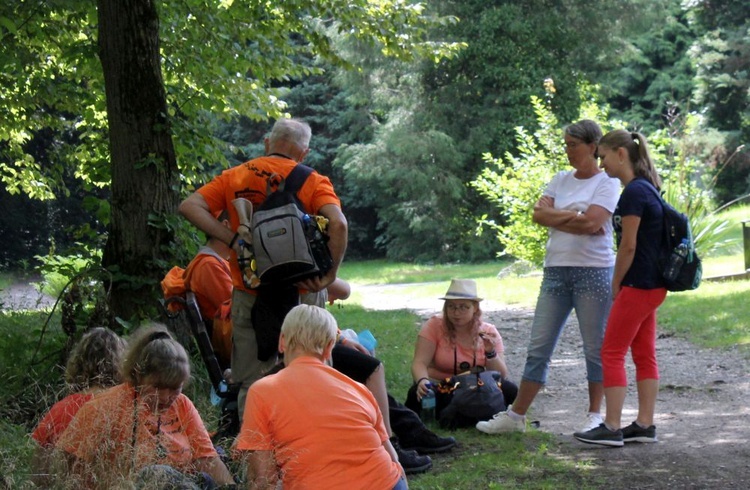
[406, 279, 518, 419]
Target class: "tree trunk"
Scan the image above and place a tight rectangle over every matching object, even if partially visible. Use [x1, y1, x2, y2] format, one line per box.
[97, 0, 178, 320]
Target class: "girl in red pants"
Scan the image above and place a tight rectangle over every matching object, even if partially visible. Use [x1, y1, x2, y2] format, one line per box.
[574, 129, 667, 447]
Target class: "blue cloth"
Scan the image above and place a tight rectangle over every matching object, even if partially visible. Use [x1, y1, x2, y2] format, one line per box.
[135, 465, 217, 490]
[392, 476, 409, 490]
[614, 178, 664, 289]
[522, 266, 613, 384]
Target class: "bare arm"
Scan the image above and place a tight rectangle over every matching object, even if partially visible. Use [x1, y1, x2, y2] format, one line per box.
[245, 450, 279, 490]
[411, 335, 437, 400]
[327, 278, 351, 302]
[296, 203, 348, 292]
[193, 456, 235, 486]
[612, 215, 640, 297]
[533, 197, 610, 235]
[179, 193, 236, 247]
[383, 437, 407, 480]
[478, 329, 510, 378]
[485, 354, 510, 379]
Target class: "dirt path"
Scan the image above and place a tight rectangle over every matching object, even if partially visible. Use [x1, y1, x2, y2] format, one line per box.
[359, 283, 750, 489]
[0, 281, 55, 311]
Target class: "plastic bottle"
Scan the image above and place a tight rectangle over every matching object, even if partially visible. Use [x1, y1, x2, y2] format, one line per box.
[664, 238, 689, 281]
[357, 329, 377, 355]
[210, 380, 228, 407]
[421, 384, 436, 424]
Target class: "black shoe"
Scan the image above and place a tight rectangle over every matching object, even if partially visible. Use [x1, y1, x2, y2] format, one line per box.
[399, 428, 457, 455]
[391, 437, 432, 474]
[573, 423, 624, 447]
[621, 421, 658, 443]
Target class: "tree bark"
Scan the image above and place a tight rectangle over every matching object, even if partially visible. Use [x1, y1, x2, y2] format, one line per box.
[98, 0, 178, 320]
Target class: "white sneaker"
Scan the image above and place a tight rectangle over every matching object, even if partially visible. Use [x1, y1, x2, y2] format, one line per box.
[476, 405, 526, 434]
[580, 412, 604, 432]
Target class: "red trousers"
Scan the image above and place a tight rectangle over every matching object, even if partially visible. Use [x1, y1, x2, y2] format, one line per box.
[602, 286, 667, 388]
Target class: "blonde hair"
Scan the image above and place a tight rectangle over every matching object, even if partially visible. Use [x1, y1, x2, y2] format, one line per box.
[122, 324, 190, 389]
[281, 304, 337, 356]
[65, 327, 126, 392]
[599, 129, 662, 188]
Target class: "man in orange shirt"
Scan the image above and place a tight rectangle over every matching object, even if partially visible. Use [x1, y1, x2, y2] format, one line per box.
[235, 304, 407, 490]
[179, 118, 347, 421]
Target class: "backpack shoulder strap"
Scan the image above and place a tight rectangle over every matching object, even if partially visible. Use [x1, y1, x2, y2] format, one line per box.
[283, 164, 314, 194]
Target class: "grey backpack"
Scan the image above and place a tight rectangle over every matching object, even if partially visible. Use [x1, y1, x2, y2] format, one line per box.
[251, 164, 332, 286]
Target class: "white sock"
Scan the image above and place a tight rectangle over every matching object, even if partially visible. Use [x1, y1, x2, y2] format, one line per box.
[507, 409, 525, 421]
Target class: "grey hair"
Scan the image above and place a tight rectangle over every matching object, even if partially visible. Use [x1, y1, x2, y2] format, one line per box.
[565, 119, 603, 145]
[268, 118, 312, 150]
[281, 304, 337, 356]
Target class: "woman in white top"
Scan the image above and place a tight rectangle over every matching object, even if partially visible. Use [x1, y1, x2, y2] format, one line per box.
[477, 119, 620, 435]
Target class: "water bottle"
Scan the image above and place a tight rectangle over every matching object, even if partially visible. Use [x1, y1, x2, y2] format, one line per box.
[421, 384, 436, 424]
[664, 238, 689, 281]
[210, 380, 228, 406]
[357, 329, 377, 355]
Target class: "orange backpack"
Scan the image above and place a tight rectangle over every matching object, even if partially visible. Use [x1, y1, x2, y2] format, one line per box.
[161, 266, 188, 312]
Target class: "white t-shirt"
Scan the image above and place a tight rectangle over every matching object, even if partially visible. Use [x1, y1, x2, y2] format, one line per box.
[543, 170, 620, 267]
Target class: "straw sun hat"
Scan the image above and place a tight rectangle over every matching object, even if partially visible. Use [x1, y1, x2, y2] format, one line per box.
[439, 279, 483, 302]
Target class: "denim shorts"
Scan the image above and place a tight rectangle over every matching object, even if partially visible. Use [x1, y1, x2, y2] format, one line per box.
[521, 266, 613, 384]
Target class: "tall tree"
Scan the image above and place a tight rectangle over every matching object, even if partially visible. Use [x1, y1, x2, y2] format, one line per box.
[686, 0, 750, 202]
[97, 0, 178, 317]
[602, 2, 697, 130]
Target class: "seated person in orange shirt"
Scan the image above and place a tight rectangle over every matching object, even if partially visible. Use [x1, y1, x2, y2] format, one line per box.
[54, 324, 235, 489]
[235, 304, 407, 490]
[183, 210, 234, 369]
[31, 327, 126, 487]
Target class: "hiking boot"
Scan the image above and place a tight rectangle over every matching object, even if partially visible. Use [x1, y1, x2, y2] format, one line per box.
[621, 421, 658, 443]
[579, 412, 604, 433]
[391, 438, 432, 474]
[573, 423, 624, 447]
[399, 428, 457, 454]
[475, 405, 526, 434]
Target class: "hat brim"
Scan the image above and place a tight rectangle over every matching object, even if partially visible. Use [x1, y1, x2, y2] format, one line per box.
[440, 295, 483, 301]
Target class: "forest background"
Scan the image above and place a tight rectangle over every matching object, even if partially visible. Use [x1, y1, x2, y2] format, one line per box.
[1, 0, 749, 322]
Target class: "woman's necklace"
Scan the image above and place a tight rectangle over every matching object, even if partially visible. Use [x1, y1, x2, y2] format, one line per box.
[154, 416, 167, 459]
[132, 389, 167, 461]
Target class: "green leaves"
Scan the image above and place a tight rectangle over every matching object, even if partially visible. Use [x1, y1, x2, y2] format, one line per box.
[472, 94, 609, 266]
[1, 0, 458, 203]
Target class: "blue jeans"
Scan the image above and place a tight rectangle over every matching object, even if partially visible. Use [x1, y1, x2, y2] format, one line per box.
[521, 266, 613, 384]
[392, 476, 408, 490]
